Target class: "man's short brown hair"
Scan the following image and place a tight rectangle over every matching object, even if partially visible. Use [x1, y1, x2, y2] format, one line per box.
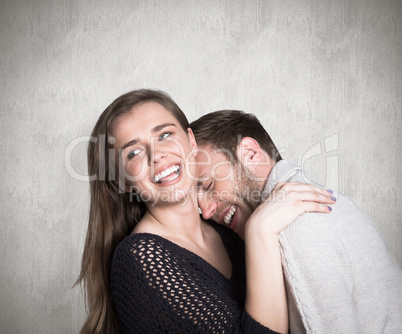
[190, 110, 282, 163]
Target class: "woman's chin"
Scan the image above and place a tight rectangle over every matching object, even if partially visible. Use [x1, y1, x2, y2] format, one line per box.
[145, 187, 193, 207]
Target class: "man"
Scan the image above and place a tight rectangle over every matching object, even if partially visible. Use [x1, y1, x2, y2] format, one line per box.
[190, 110, 402, 334]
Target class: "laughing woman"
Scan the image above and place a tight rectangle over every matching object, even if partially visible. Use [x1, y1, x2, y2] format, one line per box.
[77, 89, 334, 334]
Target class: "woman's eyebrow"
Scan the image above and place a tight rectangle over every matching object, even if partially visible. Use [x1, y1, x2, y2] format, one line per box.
[120, 123, 177, 152]
[151, 123, 176, 133]
[120, 138, 138, 152]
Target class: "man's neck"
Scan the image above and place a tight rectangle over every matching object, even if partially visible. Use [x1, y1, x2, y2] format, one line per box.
[256, 159, 278, 204]
[256, 158, 276, 185]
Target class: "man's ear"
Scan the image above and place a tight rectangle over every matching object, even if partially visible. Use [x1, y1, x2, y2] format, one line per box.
[236, 137, 264, 167]
[187, 128, 198, 157]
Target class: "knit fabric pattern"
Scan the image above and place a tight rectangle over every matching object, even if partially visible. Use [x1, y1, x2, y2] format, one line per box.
[111, 222, 278, 334]
[265, 160, 402, 334]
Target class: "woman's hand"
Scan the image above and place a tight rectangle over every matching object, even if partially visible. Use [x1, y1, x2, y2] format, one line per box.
[244, 183, 334, 333]
[246, 182, 335, 237]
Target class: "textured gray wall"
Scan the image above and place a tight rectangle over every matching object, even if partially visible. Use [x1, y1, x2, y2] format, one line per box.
[1, 0, 401, 333]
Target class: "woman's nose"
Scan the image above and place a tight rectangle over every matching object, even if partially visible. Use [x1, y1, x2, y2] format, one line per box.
[149, 146, 166, 165]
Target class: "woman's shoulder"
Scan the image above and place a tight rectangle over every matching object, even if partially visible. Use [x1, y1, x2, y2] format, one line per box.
[113, 232, 174, 261]
[111, 233, 178, 285]
[112, 232, 199, 271]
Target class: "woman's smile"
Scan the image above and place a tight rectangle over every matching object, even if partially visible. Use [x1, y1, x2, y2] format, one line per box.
[152, 164, 182, 184]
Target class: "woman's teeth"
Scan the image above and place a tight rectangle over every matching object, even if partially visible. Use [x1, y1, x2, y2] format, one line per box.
[153, 165, 180, 183]
[223, 205, 236, 225]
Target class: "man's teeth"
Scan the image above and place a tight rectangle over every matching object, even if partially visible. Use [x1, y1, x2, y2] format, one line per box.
[153, 165, 180, 183]
[223, 205, 236, 225]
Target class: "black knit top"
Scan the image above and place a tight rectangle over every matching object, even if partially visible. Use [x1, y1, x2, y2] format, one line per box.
[111, 222, 279, 334]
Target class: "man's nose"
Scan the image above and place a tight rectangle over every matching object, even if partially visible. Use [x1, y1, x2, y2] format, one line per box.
[198, 195, 217, 220]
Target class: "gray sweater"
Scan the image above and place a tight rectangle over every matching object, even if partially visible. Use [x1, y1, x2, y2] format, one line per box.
[264, 160, 402, 334]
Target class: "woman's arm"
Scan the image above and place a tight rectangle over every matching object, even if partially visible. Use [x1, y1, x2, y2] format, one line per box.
[244, 183, 335, 333]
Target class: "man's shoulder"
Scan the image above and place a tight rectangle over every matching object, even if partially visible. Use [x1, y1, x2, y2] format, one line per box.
[267, 160, 379, 240]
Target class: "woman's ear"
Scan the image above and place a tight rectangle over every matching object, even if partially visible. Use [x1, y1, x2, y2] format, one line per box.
[187, 128, 198, 157]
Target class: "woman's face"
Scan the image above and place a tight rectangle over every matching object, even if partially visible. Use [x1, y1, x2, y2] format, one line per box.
[111, 102, 197, 206]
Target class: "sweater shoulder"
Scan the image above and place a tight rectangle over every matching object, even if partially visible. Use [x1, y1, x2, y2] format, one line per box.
[112, 232, 185, 274]
[114, 232, 172, 257]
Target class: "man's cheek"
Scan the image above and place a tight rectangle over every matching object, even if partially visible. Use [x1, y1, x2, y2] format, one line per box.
[217, 189, 231, 202]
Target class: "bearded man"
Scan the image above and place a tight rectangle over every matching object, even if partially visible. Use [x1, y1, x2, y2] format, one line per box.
[191, 110, 402, 334]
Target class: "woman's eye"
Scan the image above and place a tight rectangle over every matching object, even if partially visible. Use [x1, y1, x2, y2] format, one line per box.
[127, 149, 141, 159]
[158, 132, 171, 140]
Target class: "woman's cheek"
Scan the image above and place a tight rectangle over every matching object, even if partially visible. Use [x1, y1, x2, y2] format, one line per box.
[125, 160, 149, 185]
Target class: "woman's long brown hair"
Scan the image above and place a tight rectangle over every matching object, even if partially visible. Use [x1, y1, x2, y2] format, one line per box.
[75, 89, 190, 333]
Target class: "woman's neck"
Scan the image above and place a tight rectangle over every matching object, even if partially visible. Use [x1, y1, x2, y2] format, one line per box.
[134, 190, 206, 243]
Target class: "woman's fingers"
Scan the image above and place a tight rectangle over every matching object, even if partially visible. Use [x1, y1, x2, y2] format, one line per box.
[274, 182, 333, 196]
[286, 190, 336, 205]
[296, 202, 333, 215]
[246, 182, 335, 237]
[268, 182, 335, 205]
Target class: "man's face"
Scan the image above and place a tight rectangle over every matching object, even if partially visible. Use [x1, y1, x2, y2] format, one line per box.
[195, 145, 261, 239]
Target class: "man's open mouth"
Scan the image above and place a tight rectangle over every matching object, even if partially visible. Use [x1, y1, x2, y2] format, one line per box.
[223, 205, 236, 225]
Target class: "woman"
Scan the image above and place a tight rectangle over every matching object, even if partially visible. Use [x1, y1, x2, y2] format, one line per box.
[77, 89, 334, 333]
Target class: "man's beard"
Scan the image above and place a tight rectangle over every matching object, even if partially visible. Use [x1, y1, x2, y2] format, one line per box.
[232, 162, 262, 212]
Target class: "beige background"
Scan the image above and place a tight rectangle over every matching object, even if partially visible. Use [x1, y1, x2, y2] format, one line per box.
[1, 0, 401, 333]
